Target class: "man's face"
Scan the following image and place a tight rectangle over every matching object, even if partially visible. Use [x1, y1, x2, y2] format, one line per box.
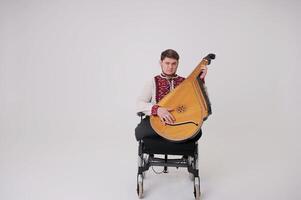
[160, 57, 178, 76]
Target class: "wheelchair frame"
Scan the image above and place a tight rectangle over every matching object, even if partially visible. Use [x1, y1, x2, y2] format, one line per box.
[136, 113, 201, 200]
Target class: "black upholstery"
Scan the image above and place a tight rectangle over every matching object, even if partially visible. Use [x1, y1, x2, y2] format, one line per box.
[142, 137, 198, 156]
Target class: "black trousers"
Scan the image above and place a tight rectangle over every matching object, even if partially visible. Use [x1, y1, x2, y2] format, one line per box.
[135, 116, 202, 143]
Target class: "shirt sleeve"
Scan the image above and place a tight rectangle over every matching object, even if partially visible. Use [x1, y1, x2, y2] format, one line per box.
[136, 79, 155, 116]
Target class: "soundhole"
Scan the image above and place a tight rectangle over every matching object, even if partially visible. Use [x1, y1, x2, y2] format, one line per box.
[176, 105, 186, 113]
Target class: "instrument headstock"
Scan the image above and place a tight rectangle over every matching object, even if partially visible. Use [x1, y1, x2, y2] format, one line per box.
[203, 53, 216, 65]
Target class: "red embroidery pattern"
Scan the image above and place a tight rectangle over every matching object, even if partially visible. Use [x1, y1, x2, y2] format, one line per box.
[151, 104, 160, 115]
[154, 75, 185, 103]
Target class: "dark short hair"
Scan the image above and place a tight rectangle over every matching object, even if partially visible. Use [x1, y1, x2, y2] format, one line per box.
[160, 49, 180, 61]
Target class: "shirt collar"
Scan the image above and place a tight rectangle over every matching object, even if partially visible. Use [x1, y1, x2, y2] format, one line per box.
[160, 73, 178, 80]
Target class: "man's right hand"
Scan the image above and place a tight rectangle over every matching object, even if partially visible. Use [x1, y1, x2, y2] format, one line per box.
[157, 107, 175, 125]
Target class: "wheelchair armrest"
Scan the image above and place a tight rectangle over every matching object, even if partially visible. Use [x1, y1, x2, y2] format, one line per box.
[137, 112, 145, 117]
[137, 112, 146, 121]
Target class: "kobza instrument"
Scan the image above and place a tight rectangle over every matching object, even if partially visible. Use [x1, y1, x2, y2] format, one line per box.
[150, 54, 216, 142]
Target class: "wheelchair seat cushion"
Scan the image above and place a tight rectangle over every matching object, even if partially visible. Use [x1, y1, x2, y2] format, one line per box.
[142, 136, 198, 156]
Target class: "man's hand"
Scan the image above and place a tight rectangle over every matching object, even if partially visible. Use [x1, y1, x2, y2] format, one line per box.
[157, 107, 175, 125]
[200, 66, 208, 79]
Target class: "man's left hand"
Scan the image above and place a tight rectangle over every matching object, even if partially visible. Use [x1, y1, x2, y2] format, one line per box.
[199, 66, 208, 79]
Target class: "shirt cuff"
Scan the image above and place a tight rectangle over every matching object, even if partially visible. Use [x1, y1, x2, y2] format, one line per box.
[151, 105, 160, 116]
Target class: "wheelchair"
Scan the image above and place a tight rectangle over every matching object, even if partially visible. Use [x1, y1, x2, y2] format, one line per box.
[136, 112, 202, 200]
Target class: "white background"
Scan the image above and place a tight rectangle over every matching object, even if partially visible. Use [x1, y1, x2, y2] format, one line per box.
[0, 0, 300, 199]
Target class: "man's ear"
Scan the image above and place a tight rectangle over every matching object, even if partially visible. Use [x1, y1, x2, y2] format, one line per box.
[159, 60, 163, 68]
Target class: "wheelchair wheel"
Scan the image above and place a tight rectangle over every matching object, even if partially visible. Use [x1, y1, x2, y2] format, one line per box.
[193, 177, 201, 200]
[188, 156, 194, 180]
[137, 174, 143, 198]
[188, 156, 193, 166]
[142, 154, 149, 178]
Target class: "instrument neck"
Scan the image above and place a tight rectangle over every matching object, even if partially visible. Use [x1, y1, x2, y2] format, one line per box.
[186, 59, 208, 80]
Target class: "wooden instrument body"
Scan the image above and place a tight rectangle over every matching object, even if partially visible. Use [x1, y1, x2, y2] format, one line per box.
[150, 56, 214, 142]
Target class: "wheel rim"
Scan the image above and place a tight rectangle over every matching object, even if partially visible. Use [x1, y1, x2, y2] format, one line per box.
[137, 174, 143, 198]
[194, 177, 200, 200]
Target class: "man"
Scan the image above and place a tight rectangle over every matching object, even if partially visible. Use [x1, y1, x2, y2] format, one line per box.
[135, 49, 208, 141]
